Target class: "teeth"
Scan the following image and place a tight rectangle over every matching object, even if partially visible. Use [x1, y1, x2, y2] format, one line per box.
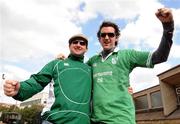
[75, 47, 81, 50]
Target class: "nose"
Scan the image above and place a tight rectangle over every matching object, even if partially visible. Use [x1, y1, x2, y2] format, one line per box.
[74, 42, 82, 47]
[76, 42, 81, 46]
[105, 34, 109, 39]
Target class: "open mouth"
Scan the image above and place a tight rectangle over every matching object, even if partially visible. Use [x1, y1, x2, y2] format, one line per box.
[103, 41, 110, 45]
[74, 47, 83, 52]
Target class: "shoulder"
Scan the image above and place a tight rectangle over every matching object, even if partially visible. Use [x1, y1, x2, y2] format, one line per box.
[47, 59, 63, 66]
[117, 49, 135, 53]
[45, 59, 65, 71]
[116, 49, 134, 56]
[117, 49, 149, 55]
[90, 54, 100, 60]
[87, 54, 100, 65]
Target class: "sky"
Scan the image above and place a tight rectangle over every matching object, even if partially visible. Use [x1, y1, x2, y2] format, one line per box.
[0, 0, 180, 104]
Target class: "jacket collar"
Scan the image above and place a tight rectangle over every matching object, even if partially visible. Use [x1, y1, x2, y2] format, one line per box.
[99, 47, 119, 61]
[68, 54, 84, 63]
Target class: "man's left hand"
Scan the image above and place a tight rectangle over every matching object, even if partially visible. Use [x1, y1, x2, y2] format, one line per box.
[155, 8, 173, 23]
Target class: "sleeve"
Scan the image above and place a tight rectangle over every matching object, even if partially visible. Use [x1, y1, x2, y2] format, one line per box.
[128, 50, 154, 69]
[86, 56, 95, 66]
[151, 21, 174, 65]
[13, 60, 58, 101]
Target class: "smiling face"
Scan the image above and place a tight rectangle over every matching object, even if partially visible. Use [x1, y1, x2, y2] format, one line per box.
[69, 38, 87, 57]
[99, 26, 119, 51]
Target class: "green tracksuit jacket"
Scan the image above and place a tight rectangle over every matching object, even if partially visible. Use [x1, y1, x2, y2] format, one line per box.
[13, 54, 92, 124]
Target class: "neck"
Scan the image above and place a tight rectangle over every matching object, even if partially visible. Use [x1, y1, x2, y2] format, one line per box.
[102, 47, 115, 58]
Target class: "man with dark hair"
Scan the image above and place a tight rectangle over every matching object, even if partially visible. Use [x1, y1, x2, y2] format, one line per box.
[88, 8, 174, 124]
[4, 34, 92, 124]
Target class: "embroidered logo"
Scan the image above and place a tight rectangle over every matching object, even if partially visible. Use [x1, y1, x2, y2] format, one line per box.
[111, 57, 117, 64]
[64, 63, 69, 66]
[97, 77, 103, 83]
[93, 63, 97, 67]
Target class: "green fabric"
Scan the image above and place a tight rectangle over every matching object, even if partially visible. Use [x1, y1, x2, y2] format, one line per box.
[88, 49, 153, 124]
[14, 55, 92, 124]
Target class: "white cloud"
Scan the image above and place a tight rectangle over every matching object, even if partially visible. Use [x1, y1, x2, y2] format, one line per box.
[1, 0, 89, 62]
[4, 65, 31, 80]
[120, 2, 164, 48]
[170, 44, 180, 58]
[0, 90, 17, 104]
[84, 0, 161, 20]
[173, 8, 180, 29]
[130, 63, 172, 92]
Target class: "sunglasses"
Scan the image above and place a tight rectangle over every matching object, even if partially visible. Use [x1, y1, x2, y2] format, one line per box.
[72, 40, 86, 46]
[100, 33, 115, 38]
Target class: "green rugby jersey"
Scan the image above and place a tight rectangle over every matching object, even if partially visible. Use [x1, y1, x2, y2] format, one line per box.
[88, 49, 153, 124]
[14, 55, 92, 124]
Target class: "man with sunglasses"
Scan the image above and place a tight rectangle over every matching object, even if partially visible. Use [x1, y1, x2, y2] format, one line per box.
[88, 8, 174, 124]
[3, 34, 92, 124]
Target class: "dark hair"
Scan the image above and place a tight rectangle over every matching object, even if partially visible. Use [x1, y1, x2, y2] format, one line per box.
[97, 21, 121, 38]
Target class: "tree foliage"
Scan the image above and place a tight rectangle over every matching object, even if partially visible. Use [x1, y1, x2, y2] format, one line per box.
[0, 104, 44, 123]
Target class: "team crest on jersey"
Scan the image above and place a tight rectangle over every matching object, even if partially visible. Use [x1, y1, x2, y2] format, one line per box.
[111, 57, 117, 64]
[64, 63, 69, 66]
[93, 63, 97, 67]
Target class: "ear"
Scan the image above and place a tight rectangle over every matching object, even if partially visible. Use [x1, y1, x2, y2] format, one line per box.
[98, 37, 101, 41]
[115, 36, 120, 46]
[116, 35, 120, 40]
[85, 47, 88, 52]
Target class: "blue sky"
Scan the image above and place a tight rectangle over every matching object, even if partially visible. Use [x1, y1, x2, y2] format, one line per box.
[0, 0, 180, 104]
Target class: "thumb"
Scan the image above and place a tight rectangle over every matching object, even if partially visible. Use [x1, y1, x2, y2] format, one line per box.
[12, 81, 20, 91]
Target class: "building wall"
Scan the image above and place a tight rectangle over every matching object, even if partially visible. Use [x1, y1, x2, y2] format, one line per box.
[133, 85, 163, 112]
[137, 119, 180, 124]
[19, 92, 48, 108]
[134, 65, 180, 123]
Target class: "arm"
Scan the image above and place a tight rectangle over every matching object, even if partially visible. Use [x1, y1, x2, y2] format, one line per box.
[4, 60, 57, 101]
[151, 8, 174, 65]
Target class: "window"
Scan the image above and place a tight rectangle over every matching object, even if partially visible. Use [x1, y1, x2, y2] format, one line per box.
[151, 91, 163, 108]
[176, 87, 180, 105]
[134, 95, 148, 110]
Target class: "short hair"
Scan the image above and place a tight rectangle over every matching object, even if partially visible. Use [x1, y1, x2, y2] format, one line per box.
[97, 21, 121, 38]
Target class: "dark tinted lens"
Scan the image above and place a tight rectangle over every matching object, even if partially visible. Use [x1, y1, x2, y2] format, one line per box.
[79, 41, 86, 46]
[100, 33, 115, 38]
[100, 33, 106, 38]
[72, 41, 78, 44]
[108, 33, 115, 37]
[72, 40, 86, 46]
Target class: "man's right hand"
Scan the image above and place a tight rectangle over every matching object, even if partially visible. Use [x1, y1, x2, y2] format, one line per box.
[3, 80, 20, 97]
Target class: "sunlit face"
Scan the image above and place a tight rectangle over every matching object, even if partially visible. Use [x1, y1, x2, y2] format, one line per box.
[69, 38, 87, 57]
[99, 27, 118, 51]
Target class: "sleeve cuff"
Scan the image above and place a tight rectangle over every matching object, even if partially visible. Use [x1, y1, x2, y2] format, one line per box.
[162, 21, 174, 32]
